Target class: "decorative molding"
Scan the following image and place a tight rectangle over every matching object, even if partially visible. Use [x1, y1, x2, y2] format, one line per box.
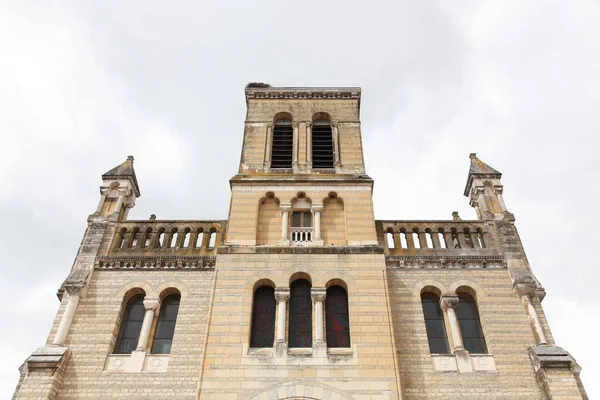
[245, 87, 360, 101]
[96, 255, 216, 270]
[386, 255, 506, 269]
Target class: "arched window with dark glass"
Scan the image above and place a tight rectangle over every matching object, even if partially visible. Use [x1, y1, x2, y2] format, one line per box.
[114, 294, 145, 354]
[151, 294, 181, 354]
[312, 120, 334, 169]
[288, 279, 312, 348]
[456, 292, 488, 354]
[421, 292, 450, 354]
[271, 119, 293, 168]
[249, 286, 276, 348]
[326, 285, 350, 348]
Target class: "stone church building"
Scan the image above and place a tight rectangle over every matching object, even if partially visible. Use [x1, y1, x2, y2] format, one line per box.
[14, 85, 587, 399]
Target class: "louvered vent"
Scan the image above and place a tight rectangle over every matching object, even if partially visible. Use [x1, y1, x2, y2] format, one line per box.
[312, 120, 334, 169]
[271, 120, 293, 169]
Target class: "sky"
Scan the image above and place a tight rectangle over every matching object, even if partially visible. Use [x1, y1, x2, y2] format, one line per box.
[0, 0, 598, 397]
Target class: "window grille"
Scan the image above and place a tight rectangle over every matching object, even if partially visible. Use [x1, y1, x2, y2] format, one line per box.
[288, 279, 312, 347]
[326, 286, 350, 348]
[421, 292, 450, 354]
[151, 294, 181, 354]
[312, 120, 334, 169]
[114, 294, 145, 354]
[271, 120, 293, 169]
[456, 293, 488, 354]
[249, 286, 276, 348]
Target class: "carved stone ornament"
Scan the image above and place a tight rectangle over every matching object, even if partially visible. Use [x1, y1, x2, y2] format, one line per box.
[439, 294, 459, 310]
[274, 288, 290, 302]
[311, 288, 327, 303]
[63, 269, 90, 296]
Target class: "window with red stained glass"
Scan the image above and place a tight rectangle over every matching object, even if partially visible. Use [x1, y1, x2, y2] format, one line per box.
[288, 279, 312, 348]
[326, 285, 350, 348]
[249, 286, 276, 348]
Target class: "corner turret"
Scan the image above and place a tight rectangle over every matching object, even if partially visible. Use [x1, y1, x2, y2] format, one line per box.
[94, 156, 140, 220]
[464, 153, 513, 221]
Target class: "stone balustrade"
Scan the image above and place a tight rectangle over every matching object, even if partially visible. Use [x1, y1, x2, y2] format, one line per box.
[110, 220, 226, 255]
[376, 220, 494, 255]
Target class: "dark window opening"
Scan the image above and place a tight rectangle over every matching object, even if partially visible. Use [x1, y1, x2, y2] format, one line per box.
[326, 286, 350, 348]
[288, 279, 312, 348]
[114, 294, 145, 354]
[456, 293, 488, 354]
[271, 120, 293, 169]
[249, 286, 276, 348]
[151, 294, 181, 354]
[291, 211, 312, 227]
[421, 292, 450, 354]
[312, 120, 334, 169]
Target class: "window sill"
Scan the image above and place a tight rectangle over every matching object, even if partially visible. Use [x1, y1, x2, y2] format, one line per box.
[327, 347, 353, 356]
[431, 352, 496, 373]
[104, 352, 169, 373]
[241, 343, 358, 366]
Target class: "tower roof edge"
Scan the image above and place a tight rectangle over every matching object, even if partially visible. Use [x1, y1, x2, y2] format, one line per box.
[463, 153, 502, 196]
[102, 156, 141, 197]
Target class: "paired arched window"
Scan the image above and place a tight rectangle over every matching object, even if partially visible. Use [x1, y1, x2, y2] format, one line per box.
[114, 294, 145, 354]
[271, 119, 293, 168]
[312, 119, 334, 169]
[249, 286, 276, 348]
[288, 279, 312, 348]
[325, 286, 350, 348]
[421, 292, 450, 354]
[456, 292, 488, 354]
[151, 294, 181, 354]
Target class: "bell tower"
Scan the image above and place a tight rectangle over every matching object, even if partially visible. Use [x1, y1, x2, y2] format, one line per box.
[227, 84, 377, 247]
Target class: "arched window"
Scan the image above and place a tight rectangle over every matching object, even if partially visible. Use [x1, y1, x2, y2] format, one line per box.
[421, 292, 450, 354]
[271, 119, 293, 168]
[288, 279, 312, 348]
[249, 286, 276, 347]
[456, 292, 488, 354]
[312, 120, 334, 169]
[114, 294, 145, 354]
[151, 294, 181, 354]
[326, 286, 350, 348]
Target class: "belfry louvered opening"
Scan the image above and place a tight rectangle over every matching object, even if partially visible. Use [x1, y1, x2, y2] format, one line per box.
[271, 119, 293, 169]
[312, 120, 334, 169]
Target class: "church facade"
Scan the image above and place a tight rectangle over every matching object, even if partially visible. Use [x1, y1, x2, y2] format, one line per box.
[14, 86, 587, 399]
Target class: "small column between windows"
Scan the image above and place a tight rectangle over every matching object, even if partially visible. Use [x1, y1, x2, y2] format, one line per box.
[274, 288, 290, 356]
[264, 124, 273, 170]
[332, 123, 341, 170]
[136, 297, 161, 352]
[311, 204, 324, 245]
[311, 288, 327, 356]
[440, 294, 472, 372]
[494, 186, 508, 213]
[306, 123, 312, 169]
[279, 204, 291, 245]
[292, 123, 299, 172]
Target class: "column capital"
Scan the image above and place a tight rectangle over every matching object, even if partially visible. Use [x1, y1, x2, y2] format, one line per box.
[493, 185, 504, 194]
[440, 294, 459, 311]
[310, 204, 324, 213]
[279, 204, 292, 213]
[473, 186, 486, 196]
[143, 297, 161, 312]
[311, 288, 327, 303]
[274, 288, 290, 302]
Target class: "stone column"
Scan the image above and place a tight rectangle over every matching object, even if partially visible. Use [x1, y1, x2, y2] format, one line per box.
[52, 287, 83, 347]
[474, 187, 491, 219]
[114, 194, 125, 215]
[440, 295, 464, 352]
[95, 193, 107, 214]
[306, 123, 312, 168]
[279, 204, 291, 245]
[440, 294, 472, 372]
[312, 288, 327, 356]
[274, 288, 290, 356]
[292, 123, 299, 171]
[311, 204, 324, 245]
[332, 124, 341, 169]
[514, 282, 547, 345]
[430, 231, 441, 248]
[494, 186, 508, 212]
[136, 297, 161, 352]
[264, 124, 273, 170]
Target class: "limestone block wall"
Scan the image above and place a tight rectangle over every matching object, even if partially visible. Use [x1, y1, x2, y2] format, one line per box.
[387, 268, 546, 399]
[198, 252, 401, 400]
[227, 185, 376, 246]
[51, 269, 214, 399]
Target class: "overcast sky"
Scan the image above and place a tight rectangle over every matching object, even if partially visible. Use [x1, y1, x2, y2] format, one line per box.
[1, 0, 598, 397]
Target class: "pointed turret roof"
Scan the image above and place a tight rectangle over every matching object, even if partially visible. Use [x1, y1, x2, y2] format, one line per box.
[102, 155, 141, 197]
[464, 153, 502, 196]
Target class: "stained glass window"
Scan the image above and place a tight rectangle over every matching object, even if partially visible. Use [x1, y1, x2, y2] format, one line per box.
[421, 292, 450, 354]
[114, 294, 145, 354]
[456, 293, 488, 354]
[326, 286, 350, 348]
[151, 294, 181, 354]
[249, 286, 276, 348]
[288, 279, 312, 348]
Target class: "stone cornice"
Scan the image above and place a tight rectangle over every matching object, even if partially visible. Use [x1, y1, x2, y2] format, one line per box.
[96, 255, 216, 270]
[245, 87, 361, 102]
[386, 254, 506, 269]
